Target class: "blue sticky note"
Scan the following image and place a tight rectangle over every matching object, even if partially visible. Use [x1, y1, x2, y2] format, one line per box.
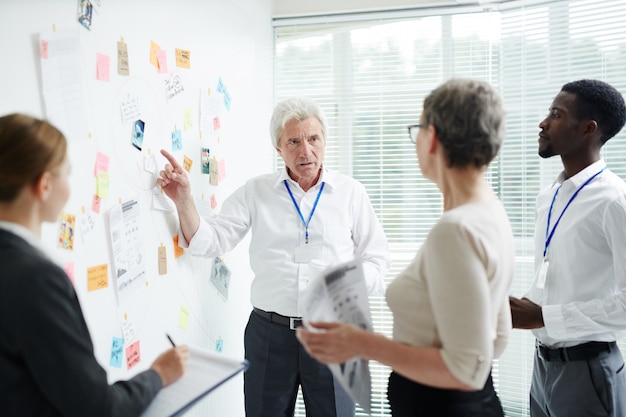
[110, 337, 124, 368]
[216, 77, 225, 93]
[171, 129, 182, 151]
[215, 338, 223, 353]
[223, 91, 231, 112]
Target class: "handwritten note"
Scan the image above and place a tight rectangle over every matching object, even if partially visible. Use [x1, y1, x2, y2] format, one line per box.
[96, 172, 110, 198]
[120, 96, 141, 124]
[158, 245, 167, 275]
[94, 151, 110, 176]
[110, 336, 124, 368]
[183, 155, 192, 173]
[175, 48, 190, 69]
[126, 340, 141, 370]
[165, 74, 185, 102]
[171, 128, 182, 151]
[87, 264, 109, 292]
[117, 40, 129, 76]
[92, 195, 102, 214]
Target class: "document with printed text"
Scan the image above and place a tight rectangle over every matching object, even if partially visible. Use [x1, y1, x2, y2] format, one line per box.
[301, 259, 373, 414]
[140, 345, 248, 417]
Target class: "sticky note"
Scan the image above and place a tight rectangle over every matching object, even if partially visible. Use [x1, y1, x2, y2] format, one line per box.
[110, 337, 124, 368]
[96, 172, 110, 199]
[125, 340, 141, 370]
[96, 53, 110, 82]
[117, 41, 129, 76]
[175, 48, 190, 69]
[173, 235, 184, 259]
[87, 264, 108, 292]
[158, 245, 167, 275]
[149, 40, 160, 67]
[64, 261, 75, 285]
[92, 195, 101, 214]
[183, 155, 192, 173]
[179, 305, 189, 330]
[156, 50, 168, 73]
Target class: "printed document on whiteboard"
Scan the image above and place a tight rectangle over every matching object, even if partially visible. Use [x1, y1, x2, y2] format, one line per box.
[301, 259, 373, 414]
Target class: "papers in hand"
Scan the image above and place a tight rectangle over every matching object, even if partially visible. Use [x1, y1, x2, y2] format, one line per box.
[301, 259, 373, 414]
[140, 345, 248, 417]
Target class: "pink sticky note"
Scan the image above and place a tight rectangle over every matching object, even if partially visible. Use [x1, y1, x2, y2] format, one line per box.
[213, 116, 221, 130]
[125, 340, 141, 370]
[218, 159, 226, 182]
[157, 50, 168, 73]
[96, 53, 110, 81]
[210, 194, 218, 209]
[40, 40, 48, 59]
[64, 261, 75, 285]
[94, 151, 110, 176]
[92, 195, 101, 214]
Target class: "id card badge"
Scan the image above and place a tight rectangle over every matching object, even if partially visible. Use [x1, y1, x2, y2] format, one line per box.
[536, 259, 549, 289]
[294, 242, 322, 263]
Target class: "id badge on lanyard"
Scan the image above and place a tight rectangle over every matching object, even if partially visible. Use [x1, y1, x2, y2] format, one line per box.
[536, 258, 549, 289]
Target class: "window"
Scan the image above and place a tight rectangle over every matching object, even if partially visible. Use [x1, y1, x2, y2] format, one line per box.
[273, 1, 626, 415]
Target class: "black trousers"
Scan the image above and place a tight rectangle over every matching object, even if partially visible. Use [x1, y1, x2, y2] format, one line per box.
[387, 370, 504, 417]
[243, 310, 354, 417]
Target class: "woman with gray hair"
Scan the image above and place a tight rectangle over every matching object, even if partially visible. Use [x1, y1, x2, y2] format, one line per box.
[297, 78, 514, 416]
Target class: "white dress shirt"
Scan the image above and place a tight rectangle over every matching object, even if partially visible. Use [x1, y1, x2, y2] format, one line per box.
[183, 167, 391, 317]
[526, 160, 626, 347]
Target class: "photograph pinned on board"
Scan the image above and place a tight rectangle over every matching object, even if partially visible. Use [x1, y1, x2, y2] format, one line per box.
[77, 0, 93, 30]
[201, 147, 210, 174]
[210, 257, 231, 300]
[131, 119, 145, 151]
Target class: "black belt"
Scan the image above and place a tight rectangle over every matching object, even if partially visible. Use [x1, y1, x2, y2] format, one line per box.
[536, 341, 616, 362]
[253, 307, 303, 330]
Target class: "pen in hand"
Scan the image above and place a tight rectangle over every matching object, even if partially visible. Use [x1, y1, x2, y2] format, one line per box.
[166, 334, 176, 347]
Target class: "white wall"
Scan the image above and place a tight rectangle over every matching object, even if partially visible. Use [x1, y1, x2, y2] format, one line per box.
[0, 1, 274, 416]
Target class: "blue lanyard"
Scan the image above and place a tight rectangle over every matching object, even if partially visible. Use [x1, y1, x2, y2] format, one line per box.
[284, 180, 325, 244]
[544, 167, 605, 257]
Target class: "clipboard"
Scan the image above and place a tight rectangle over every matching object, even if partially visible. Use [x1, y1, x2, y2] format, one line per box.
[140, 345, 248, 417]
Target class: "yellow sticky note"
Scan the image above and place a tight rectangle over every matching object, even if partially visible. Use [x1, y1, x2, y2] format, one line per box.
[149, 40, 160, 67]
[183, 155, 193, 173]
[179, 305, 189, 330]
[175, 48, 191, 69]
[96, 172, 110, 199]
[87, 264, 109, 292]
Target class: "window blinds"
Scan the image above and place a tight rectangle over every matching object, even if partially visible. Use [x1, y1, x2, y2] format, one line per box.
[274, 1, 626, 415]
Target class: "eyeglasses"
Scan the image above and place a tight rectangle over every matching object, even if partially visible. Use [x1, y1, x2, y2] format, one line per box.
[407, 124, 424, 144]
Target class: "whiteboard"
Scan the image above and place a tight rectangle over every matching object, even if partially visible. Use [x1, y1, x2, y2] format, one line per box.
[0, 1, 274, 416]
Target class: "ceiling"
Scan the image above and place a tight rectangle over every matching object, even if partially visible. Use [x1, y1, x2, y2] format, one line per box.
[271, 0, 479, 17]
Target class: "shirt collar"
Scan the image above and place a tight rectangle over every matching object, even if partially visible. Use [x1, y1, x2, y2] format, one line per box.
[0, 221, 55, 262]
[274, 166, 336, 191]
[556, 159, 607, 188]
